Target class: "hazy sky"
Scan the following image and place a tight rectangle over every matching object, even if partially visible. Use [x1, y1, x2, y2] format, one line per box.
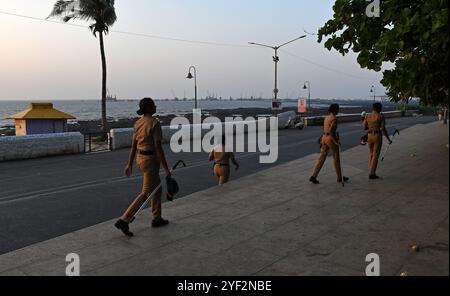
[0, 0, 387, 101]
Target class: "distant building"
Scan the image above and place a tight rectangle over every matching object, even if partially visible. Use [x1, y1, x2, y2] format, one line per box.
[9, 103, 75, 136]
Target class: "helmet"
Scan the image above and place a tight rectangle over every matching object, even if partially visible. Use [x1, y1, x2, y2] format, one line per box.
[360, 134, 368, 146]
[166, 176, 180, 201]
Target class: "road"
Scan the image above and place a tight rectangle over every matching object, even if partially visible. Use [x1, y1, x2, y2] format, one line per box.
[0, 116, 434, 254]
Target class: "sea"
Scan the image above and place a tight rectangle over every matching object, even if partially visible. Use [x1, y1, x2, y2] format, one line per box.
[0, 99, 361, 127]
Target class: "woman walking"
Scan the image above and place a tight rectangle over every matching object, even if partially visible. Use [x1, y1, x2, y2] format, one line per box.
[115, 98, 172, 237]
[209, 135, 240, 185]
[310, 104, 349, 184]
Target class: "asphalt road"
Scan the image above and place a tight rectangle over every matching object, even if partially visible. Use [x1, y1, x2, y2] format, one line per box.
[0, 116, 434, 254]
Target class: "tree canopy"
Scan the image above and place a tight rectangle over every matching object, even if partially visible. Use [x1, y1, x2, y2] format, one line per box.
[318, 0, 449, 106]
[49, 0, 117, 37]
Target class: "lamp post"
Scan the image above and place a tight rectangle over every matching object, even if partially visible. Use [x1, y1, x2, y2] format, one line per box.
[187, 66, 198, 110]
[249, 35, 306, 114]
[303, 81, 311, 112]
[370, 85, 376, 103]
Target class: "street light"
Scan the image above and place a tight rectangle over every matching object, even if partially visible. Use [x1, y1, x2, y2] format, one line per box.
[187, 66, 198, 110]
[303, 81, 311, 112]
[249, 35, 307, 113]
[370, 85, 376, 103]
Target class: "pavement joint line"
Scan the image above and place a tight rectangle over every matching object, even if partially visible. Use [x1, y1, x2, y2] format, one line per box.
[0, 119, 445, 275]
[53, 194, 313, 274]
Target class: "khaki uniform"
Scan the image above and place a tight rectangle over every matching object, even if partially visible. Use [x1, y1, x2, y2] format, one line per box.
[121, 115, 163, 222]
[209, 145, 235, 185]
[364, 112, 385, 176]
[312, 114, 342, 180]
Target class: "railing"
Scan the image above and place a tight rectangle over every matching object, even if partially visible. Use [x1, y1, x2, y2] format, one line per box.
[84, 132, 111, 153]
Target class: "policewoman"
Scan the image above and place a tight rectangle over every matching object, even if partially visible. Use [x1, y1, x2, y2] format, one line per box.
[310, 104, 349, 184]
[115, 98, 172, 237]
[209, 135, 239, 185]
[363, 103, 392, 179]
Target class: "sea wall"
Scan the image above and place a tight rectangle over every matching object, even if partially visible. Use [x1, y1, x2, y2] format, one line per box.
[0, 132, 84, 161]
[110, 116, 277, 151]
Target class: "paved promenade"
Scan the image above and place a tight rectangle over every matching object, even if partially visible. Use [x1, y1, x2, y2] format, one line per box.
[0, 121, 448, 276]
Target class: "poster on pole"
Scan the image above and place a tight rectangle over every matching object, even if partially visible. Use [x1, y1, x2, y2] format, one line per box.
[272, 100, 283, 111]
[298, 97, 307, 113]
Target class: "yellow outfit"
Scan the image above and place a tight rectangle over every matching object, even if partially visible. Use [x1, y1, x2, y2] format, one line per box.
[312, 114, 342, 180]
[121, 115, 163, 222]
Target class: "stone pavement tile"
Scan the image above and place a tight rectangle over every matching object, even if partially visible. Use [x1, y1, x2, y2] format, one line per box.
[0, 244, 57, 273]
[205, 244, 282, 276]
[255, 249, 362, 276]
[31, 233, 89, 256]
[123, 218, 205, 251]
[241, 199, 313, 229]
[194, 201, 270, 226]
[16, 254, 68, 276]
[397, 248, 449, 276]
[68, 220, 132, 247]
[0, 268, 28, 276]
[88, 242, 219, 276]
[17, 238, 148, 276]
[162, 200, 222, 221]
[255, 214, 334, 256]
[171, 219, 269, 255]
[322, 235, 411, 276]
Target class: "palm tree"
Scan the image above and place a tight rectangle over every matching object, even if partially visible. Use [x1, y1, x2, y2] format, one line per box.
[49, 0, 117, 132]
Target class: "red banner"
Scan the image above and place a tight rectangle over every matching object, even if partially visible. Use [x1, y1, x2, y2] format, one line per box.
[298, 98, 307, 113]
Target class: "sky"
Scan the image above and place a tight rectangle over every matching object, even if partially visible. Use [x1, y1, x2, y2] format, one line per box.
[0, 0, 387, 101]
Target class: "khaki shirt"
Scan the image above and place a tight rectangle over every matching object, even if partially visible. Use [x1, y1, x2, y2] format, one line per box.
[323, 114, 338, 135]
[133, 115, 162, 152]
[209, 145, 235, 165]
[364, 112, 385, 132]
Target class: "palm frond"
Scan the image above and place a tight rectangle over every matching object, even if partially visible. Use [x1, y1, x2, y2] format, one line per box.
[49, 0, 117, 32]
[48, 0, 77, 19]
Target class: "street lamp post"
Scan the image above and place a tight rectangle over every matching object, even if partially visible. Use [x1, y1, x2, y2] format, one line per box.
[249, 35, 306, 114]
[370, 85, 376, 103]
[303, 81, 311, 112]
[187, 66, 198, 110]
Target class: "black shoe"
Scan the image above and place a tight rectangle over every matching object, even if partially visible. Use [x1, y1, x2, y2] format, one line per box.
[369, 175, 380, 180]
[338, 177, 350, 183]
[152, 218, 169, 228]
[309, 177, 320, 184]
[114, 219, 134, 237]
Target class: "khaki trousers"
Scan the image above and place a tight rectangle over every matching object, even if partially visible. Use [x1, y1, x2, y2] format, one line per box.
[214, 164, 230, 185]
[312, 136, 342, 180]
[121, 156, 162, 222]
[368, 134, 383, 176]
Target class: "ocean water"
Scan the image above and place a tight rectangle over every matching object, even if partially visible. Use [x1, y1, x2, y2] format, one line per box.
[0, 99, 354, 127]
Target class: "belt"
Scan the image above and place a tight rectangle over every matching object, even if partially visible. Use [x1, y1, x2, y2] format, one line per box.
[138, 150, 155, 156]
[214, 163, 229, 167]
[368, 131, 381, 134]
[323, 132, 335, 136]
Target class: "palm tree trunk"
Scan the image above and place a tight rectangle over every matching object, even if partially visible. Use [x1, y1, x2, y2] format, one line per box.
[99, 31, 108, 132]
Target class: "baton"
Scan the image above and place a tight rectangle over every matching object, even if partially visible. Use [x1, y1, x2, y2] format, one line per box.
[381, 129, 400, 162]
[130, 160, 186, 224]
[337, 132, 345, 187]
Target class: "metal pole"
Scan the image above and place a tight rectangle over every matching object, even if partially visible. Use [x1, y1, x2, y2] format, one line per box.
[248, 36, 306, 117]
[305, 81, 311, 111]
[188, 66, 198, 111]
[274, 48, 278, 101]
[194, 68, 198, 110]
